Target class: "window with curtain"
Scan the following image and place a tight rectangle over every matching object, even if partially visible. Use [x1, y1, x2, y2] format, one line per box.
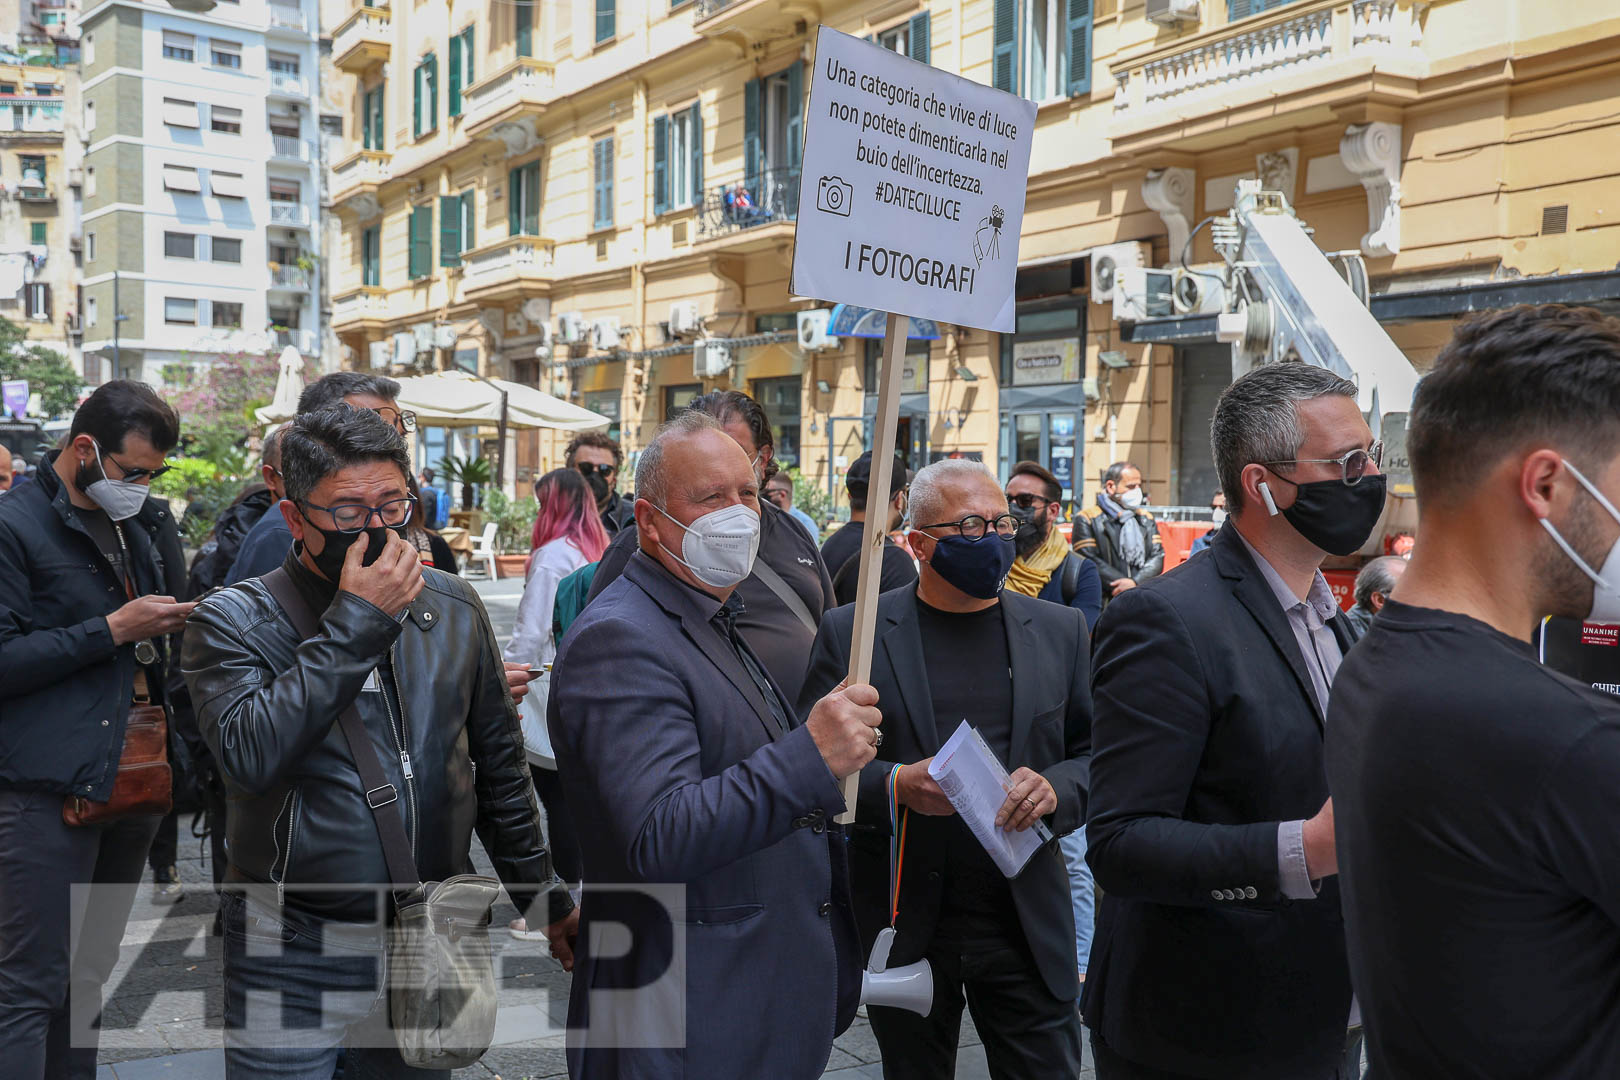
[361, 224, 380, 286]
[595, 0, 615, 43]
[876, 12, 930, 62]
[211, 301, 243, 328]
[653, 102, 703, 214]
[164, 297, 197, 324]
[992, 0, 1091, 100]
[508, 160, 540, 236]
[515, 0, 533, 57]
[440, 189, 476, 265]
[592, 136, 614, 229]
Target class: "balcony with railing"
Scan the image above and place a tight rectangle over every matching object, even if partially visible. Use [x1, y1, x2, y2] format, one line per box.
[1108, 0, 1428, 153]
[266, 1, 308, 34]
[332, 285, 389, 330]
[270, 135, 314, 165]
[273, 327, 317, 354]
[460, 236, 555, 303]
[695, 167, 800, 244]
[331, 149, 391, 216]
[0, 98, 63, 134]
[692, 0, 796, 40]
[268, 72, 309, 99]
[268, 201, 311, 227]
[462, 58, 555, 150]
[333, 5, 391, 74]
[269, 264, 312, 291]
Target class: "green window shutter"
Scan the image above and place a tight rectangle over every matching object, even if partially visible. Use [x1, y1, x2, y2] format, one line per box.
[30, 221, 45, 245]
[908, 12, 930, 64]
[429, 55, 438, 129]
[1228, 0, 1253, 18]
[439, 194, 461, 265]
[362, 225, 379, 286]
[462, 28, 474, 90]
[993, 0, 1016, 94]
[689, 101, 703, 206]
[652, 113, 668, 215]
[743, 77, 760, 191]
[1066, 0, 1092, 97]
[593, 139, 613, 229]
[516, 1, 532, 56]
[524, 163, 540, 234]
[462, 190, 476, 250]
[406, 207, 419, 277]
[508, 167, 521, 235]
[786, 62, 803, 172]
[412, 66, 421, 137]
[366, 86, 384, 149]
[596, 0, 614, 43]
[448, 37, 462, 117]
[410, 204, 432, 277]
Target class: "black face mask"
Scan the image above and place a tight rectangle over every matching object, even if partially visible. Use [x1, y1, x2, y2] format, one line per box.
[301, 518, 406, 583]
[1269, 473, 1387, 557]
[1009, 505, 1047, 559]
[583, 471, 610, 506]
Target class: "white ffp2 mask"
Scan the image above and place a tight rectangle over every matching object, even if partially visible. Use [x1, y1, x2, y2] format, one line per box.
[653, 502, 761, 589]
[84, 440, 150, 521]
[1539, 458, 1620, 624]
[1119, 487, 1145, 511]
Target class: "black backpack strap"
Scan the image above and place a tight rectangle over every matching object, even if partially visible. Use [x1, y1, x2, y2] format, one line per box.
[1061, 553, 1081, 606]
[261, 568, 420, 890]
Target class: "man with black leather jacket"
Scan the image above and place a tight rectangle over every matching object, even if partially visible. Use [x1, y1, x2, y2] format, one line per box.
[182, 405, 577, 1076]
[0, 380, 192, 1080]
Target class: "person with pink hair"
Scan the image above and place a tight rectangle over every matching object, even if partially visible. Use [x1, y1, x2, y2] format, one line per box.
[504, 467, 608, 938]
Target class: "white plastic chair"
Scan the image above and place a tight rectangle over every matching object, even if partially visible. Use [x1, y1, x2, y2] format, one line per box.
[468, 522, 499, 579]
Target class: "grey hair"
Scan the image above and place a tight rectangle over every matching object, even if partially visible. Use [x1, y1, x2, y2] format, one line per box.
[634, 410, 725, 510]
[1212, 362, 1359, 515]
[1354, 555, 1405, 610]
[909, 459, 1002, 529]
[261, 426, 285, 471]
[1103, 461, 1142, 487]
[298, 371, 401, 415]
[280, 404, 410, 505]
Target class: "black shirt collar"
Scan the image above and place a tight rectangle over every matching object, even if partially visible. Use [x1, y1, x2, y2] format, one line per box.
[283, 544, 340, 615]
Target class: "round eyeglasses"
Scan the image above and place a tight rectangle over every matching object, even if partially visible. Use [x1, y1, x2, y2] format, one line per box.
[1261, 442, 1383, 486]
[917, 513, 1021, 541]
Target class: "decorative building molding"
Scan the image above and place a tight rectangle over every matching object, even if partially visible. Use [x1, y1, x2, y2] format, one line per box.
[1141, 167, 1195, 265]
[1254, 148, 1298, 199]
[347, 192, 382, 221]
[1339, 122, 1403, 257]
[489, 117, 541, 157]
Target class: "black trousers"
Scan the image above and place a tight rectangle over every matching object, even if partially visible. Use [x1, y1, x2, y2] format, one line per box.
[531, 763, 582, 886]
[0, 787, 161, 1080]
[869, 925, 1082, 1080]
[1090, 1027, 1366, 1080]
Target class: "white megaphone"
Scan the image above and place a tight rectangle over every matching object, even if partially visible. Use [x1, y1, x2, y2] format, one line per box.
[860, 927, 933, 1017]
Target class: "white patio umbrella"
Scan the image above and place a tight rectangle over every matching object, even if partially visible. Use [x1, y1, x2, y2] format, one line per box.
[390, 369, 609, 431]
[253, 346, 307, 425]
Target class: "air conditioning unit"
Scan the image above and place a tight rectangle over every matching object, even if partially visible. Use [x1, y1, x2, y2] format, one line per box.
[1171, 266, 1227, 315]
[1112, 266, 1175, 322]
[368, 340, 391, 369]
[797, 308, 837, 352]
[693, 338, 731, 379]
[591, 317, 621, 350]
[1090, 241, 1150, 303]
[433, 323, 458, 349]
[411, 322, 435, 351]
[392, 330, 417, 366]
[668, 301, 701, 337]
[557, 311, 586, 344]
[1145, 0, 1200, 26]
[534, 321, 553, 348]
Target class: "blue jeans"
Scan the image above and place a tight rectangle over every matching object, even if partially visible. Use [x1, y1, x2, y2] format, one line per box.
[219, 890, 448, 1080]
[1058, 826, 1095, 977]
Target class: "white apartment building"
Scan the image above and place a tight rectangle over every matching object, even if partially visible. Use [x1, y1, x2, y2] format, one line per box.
[78, 0, 322, 384]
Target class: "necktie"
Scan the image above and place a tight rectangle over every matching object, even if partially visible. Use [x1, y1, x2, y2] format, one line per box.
[714, 600, 790, 735]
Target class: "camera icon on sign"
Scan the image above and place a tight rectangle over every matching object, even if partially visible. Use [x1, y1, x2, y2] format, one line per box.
[816, 176, 853, 216]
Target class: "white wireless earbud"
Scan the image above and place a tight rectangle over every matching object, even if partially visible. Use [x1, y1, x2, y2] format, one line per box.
[1259, 481, 1280, 517]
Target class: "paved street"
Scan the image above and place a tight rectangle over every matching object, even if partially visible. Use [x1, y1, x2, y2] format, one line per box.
[96, 576, 1088, 1079]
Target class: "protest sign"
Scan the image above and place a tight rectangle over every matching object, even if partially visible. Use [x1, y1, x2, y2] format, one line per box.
[791, 27, 1036, 334]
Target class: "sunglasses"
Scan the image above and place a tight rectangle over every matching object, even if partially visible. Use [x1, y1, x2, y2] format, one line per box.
[104, 449, 173, 483]
[577, 462, 616, 479]
[1006, 492, 1059, 511]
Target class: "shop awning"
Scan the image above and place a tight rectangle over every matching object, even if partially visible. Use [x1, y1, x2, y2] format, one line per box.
[561, 329, 801, 368]
[253, 345, 308, 425]
[828, 305, 941, 340]
[392, 369, 609, 431]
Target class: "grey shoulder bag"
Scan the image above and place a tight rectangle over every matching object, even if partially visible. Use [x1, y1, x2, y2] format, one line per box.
[262, 568, 500, 1070]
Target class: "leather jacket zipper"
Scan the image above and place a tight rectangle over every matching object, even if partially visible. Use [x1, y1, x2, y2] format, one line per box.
[271, 789, 300, 906]
[381, 647, 417, 861]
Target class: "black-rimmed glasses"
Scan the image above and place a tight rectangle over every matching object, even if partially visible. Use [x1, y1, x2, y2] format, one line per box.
[1261, 441, 1383, 486]
[576, 462, 616, 479]
[104, 448, 173, 483]
[372, 407, 418, 434]
[301, 495, 417, 533]
[917, 513, 1020, 541]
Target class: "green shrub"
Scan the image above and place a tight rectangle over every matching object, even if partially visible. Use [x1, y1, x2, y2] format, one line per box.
[483, 488, 538, 554]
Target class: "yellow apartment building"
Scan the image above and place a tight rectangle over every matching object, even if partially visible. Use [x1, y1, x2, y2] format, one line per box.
[325, 0, 1620, 510]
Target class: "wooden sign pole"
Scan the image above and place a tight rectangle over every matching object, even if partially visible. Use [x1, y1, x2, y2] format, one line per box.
[837, 311, 910, 824]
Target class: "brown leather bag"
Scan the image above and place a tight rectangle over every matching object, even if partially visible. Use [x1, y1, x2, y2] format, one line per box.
[63, 703, 173, 827]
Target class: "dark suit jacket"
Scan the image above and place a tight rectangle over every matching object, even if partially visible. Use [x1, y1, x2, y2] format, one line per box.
[797, 587, 1092, 1002]
[1083, 524, 1358, 1078]
[550, 551, 861, 1080]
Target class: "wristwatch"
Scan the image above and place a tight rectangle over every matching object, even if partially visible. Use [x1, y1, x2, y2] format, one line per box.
[133, 640, 159, 666]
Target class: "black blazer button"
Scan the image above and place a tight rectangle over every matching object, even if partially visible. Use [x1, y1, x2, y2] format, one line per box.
[818, 901, 832, 917]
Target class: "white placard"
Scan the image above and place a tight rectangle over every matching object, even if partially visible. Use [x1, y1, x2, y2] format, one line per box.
[791, 27, 1036, 334]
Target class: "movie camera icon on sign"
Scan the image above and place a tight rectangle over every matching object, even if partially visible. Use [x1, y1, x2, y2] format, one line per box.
[816, 176, 854, 216]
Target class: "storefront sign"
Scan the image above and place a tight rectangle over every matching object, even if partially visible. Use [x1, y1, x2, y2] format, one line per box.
[1010, 339, 1080, 386]
[791, 27, 1036, 333]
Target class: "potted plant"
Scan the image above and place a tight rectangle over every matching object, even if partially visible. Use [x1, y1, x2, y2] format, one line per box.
[484, 488, 538, 579]
[438, 453, 493, 512]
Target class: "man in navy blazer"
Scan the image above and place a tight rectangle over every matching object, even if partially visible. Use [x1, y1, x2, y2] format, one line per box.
[549, 411, 882, 1080]
[1085, 363, 1381, 1079]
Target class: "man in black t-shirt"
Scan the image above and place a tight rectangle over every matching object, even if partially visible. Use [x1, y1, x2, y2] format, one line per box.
[799, 459, 1091, 1080]
[822, 450, 917, 607]
[1328, 304, 1620, 1079]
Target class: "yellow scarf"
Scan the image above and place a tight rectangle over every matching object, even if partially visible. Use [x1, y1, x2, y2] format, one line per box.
[1005, 525, 1071, 597]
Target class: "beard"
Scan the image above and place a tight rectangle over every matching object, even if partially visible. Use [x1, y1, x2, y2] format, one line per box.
[1015, 518, 1050, 559]
[1536, 493, 1612, 621]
